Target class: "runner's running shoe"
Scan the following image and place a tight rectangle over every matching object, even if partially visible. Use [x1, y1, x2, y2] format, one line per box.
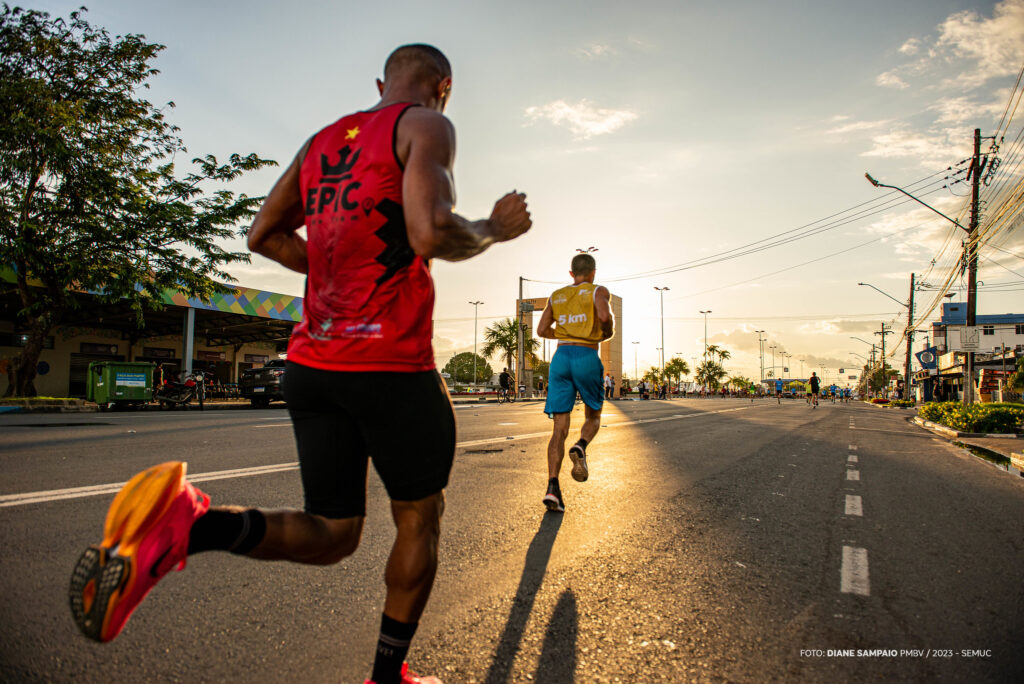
[568, 443, 589, 482]
[69, 461, 209, 642]
[542, 478, 564, 513]
[364, 663, 443, 683]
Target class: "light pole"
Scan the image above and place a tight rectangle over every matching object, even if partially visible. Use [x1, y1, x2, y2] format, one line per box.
[469, 300, 483, 386]
[575, 246, 599, 254]
[783, 353, 792, 379]
[755, 330, 766, 382]
[655, 287, 670, 389]
[799, 359, 805, 379]
[866, 160, 979, 405]
[700, 310, 711, 363]
[632, 341, 639, 382]
[768, 344, 777, 378]
[859, 278, 916, 400]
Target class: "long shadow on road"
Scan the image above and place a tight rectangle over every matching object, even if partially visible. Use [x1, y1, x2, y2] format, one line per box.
[484, 513, 567, 684]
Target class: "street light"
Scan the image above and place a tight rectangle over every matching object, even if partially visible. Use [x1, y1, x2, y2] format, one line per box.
[754, 330, 766, 381]
[783, 353, 792, 378]
[469, 300, 483, 386]
[655, 287, 670, 390]
[632, 341, 639, 381]
[575, 246, 599, 253]
[865, 169, 975, 404]
[700, 310, 711, 363]
[799, 358, 805, 379]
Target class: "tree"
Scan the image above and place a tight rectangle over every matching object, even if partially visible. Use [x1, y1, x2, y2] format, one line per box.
[0, 6, 275, 396]
[696, 360, 727, 390]
[1008, 357, 1024, 393]
[664, 356, 690, 386]
[642, 365, 663, 384]
[481, 318, 538, 375]
[442, 352, 492, 385]
[728, 375, 750, 391]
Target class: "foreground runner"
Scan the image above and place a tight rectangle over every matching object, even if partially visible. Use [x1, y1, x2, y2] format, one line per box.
[535, 254, 615, 512]
[808, 372, 821, 408]
[68, 44, 531, 684]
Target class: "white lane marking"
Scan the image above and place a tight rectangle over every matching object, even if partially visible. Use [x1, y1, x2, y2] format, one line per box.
[848, 455, 858, 463]
[0, 462, 300, 508]
[847, 470, 860, 481]
[849, 445, 857, 450]
[845, 495, 863, 516]
[2, 405, 761, 508]
[841, 546, 870, 596]
[497, 422, 519, 426]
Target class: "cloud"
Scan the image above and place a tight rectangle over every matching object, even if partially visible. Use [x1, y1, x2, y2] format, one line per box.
[928, 90, 1010, 125]
[878, 0, 1024, 92]
[859, 126, 970, 168]
[576, 43, 617, 60]
[876, 71, 909, 89]
[826, 119, 892, 135]
[524, 99, 639, 139]
[898, 38, 921, 55]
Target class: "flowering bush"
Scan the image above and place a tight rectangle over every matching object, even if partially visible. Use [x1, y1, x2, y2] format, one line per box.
[870, 398, 889, 404]
[917, 402, 1024, 433]
[888, 399, 915, 407]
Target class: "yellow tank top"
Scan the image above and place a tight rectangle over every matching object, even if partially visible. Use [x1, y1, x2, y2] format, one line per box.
[550, 283, 604, 344]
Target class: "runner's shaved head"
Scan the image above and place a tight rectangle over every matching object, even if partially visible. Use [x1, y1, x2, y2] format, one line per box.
[571, 254, 596, 276]
[384, 44, 452, 84]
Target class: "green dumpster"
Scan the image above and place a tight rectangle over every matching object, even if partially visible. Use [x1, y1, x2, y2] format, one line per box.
[87, 361, 155, 410]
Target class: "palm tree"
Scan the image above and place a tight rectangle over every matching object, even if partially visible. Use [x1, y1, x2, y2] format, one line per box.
[642, 366, 663, 385]
[716, 348, 732, 364]
[664, 357, 690, 388]
[696, 360, 727, 390]
[481, 318, 539, 375]
[705, 343, 721, 362]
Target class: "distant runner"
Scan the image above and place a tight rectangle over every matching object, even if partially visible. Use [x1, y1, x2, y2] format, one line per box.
[536, 253, 615, 513]
[808, 372, 821, 408]
[499, 367, 512, 401]
[69, 44, 532, 684]
[775, 378, 784, 404]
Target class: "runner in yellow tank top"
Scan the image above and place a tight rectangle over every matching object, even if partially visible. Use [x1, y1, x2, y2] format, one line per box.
[535, 253, 614, 513]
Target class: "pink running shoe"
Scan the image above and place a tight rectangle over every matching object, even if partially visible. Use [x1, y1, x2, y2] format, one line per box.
[364, 663, 444, 684]
[69, 461, 209, 642]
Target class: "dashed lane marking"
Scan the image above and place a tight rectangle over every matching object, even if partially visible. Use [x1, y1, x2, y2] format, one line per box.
[848, 455, 858, 463]
[841, 546, 870, 596]
[845, 495, 863, 516]
[847, 470, 860, 481]
[848, 445, 857, 450]
[1, 405, 762, 508]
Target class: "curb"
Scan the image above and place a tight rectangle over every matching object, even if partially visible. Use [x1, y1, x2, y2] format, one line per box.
[911, 416, 1023, 439]
[0, 400, 98, 414]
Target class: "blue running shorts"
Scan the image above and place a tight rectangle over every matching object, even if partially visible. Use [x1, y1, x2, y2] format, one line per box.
[544, 345, 604, 415]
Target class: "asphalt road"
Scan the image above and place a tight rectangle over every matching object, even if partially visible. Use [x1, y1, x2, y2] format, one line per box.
[1, 398, 1022, 683]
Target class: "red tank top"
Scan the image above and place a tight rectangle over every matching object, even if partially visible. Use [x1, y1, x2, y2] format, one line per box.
[287, 102, 435, 372]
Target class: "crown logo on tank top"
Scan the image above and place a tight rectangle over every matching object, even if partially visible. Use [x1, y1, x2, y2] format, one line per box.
[320, 145, 361, 180]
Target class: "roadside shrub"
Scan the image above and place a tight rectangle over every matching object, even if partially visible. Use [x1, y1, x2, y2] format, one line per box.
[888, 399, 915, 407]
[918, 402, 1024, 433]
[871, 398, 890, 404]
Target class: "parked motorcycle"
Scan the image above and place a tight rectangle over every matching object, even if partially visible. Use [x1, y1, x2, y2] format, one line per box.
[153, 370, 206, 410]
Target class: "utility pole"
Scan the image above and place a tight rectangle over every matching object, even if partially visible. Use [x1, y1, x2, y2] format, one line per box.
[964, 128, 982, 405]
[517, 277, 525, 397]
[755, 330, 766, 382]
[875, 324, 894, 394]
[469, 300, 483, 386]
[902, 274, 915, 401]
[655, 287, 670, 391]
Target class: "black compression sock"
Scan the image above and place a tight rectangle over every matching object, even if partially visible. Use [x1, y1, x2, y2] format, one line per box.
[574, 438, 588, 450]
[371, 614, 418, 684]
[187, 509, 266, 555]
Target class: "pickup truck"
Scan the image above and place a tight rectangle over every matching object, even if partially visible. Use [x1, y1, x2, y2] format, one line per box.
[239, 359, 286, 408]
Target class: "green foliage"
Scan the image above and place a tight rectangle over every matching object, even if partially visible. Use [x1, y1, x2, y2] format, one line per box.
[481, 318, 538, 373]
[888, 399, 915, 407]
[663, 356, 689, 383]
[695, 360, 727, 390]
[642, 366, 663, 384]
[0, 6, 276, 395]
[1008, 357, 1024, 392]
[442, 352, 492, 385]
[918, 401, 1024, 434]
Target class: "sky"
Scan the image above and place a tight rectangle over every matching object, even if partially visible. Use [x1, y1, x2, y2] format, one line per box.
[32, 0, 1024, 382]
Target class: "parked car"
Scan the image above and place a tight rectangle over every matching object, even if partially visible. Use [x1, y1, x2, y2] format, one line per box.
[239, 359, 286, 408]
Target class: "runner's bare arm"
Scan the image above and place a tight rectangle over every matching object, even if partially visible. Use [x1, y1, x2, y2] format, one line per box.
[595, 286, 614, 340]
[401, 110, 531, 261]
[536, 302, 557, 339]
[247, 139, 312, 274]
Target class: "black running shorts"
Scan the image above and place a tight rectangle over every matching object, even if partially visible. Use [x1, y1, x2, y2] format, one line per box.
[283, 361, 456, 518]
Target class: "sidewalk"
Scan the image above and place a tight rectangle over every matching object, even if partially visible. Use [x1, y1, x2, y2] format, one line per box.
[911, 416, 1024, 478]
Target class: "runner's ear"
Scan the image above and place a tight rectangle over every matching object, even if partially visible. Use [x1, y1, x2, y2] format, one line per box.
[376, 78, 385, 96]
